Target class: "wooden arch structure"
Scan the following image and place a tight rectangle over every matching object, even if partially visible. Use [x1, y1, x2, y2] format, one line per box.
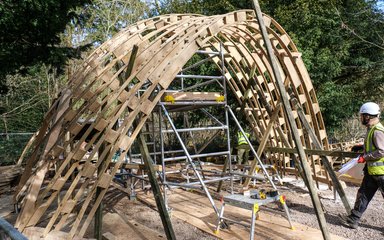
[15, 10, 329, 238]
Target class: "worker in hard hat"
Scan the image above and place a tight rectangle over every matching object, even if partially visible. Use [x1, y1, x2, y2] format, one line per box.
[340, 102, 384, 229]
[236, 130, 251, 166]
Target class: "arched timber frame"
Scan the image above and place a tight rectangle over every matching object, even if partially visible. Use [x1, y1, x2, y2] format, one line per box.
[15, 10, 329, 238]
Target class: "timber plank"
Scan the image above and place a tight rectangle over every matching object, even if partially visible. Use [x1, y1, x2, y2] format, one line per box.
[137, 189, 346, 240]
[162, 92, 222, 101]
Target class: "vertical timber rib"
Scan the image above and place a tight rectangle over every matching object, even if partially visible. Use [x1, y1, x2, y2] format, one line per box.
[15, 10, 330, 238]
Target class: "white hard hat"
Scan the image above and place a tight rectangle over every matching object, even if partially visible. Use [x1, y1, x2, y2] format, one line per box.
[359, 102, 380, 115]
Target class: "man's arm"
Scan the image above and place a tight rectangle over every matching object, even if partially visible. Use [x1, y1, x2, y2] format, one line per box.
[364, 130, 384, 160]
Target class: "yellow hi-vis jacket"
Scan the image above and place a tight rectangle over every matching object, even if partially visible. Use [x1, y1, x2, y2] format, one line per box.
[237, 131, 250, 145]
[365, 122, 384, 175]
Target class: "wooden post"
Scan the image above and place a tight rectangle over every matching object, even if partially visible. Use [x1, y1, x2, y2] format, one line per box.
[243, 103, 281, 187]
[290, 96, 352, 214]
[94, 142, 106, 240]
[94, 179, 103, 240]
[255, 89, 306, 181]
[251, 1, 331, 239]
[138, 134, 176, 240]
[125, 45, 138, 79]
[216, 155, 229, 192]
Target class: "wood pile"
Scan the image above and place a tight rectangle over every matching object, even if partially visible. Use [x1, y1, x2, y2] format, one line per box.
[0, 165, 22, 193]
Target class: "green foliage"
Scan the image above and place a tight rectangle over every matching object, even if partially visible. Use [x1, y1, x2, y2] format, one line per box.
[207, 0, 384, 132]
[155, 0, 384, 135]
[260, 0, 384, 130]
[317, 81, 360, 130]
[0, 0, 151, 127]
[155, 0, 236, 15]
[70, 0, 150, 45]
[0, 0, 91, 94]
[0, 134, 32, 166]
[0, 64, 65, 165]
[1, 0, 383, 150]
[0, 65, 64, 132]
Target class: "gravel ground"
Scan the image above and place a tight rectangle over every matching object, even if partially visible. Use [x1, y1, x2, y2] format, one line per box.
[274, 177, 384, 240]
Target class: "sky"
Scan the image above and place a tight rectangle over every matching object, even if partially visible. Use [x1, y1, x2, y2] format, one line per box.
[378, 0, 384, 10]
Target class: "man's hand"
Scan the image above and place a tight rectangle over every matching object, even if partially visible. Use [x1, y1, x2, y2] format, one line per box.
[351, 144, 364, 153]
[357, 155, 365, 163]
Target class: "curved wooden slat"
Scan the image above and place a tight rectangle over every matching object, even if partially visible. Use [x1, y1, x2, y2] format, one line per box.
[15, 10, 329, 238]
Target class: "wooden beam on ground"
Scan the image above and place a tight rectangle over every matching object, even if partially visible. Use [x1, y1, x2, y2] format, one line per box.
[102, 232, 116, 240]
[138, 134, 176, 240]
[251, 1, 331, 239]
[137, 189, 347, 240]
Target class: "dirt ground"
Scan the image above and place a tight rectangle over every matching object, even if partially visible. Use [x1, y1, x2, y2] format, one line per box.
[96, 176, 384, 240]
[1, 175, 383, 240]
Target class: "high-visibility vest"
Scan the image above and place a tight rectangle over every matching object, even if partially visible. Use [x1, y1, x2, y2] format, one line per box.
[237, 131, 250, 145]
[365, 122, 384, 175]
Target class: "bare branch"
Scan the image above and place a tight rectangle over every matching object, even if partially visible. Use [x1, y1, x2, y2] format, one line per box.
[335, 7, 384, 50]
[1, 94, 45, 118]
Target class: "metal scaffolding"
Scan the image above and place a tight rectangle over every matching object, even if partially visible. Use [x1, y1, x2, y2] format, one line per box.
[125, 44, 293, 234]
[125, 44, 234, 213]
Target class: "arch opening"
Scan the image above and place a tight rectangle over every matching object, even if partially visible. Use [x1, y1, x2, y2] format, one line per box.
[14, 10, 328, 238]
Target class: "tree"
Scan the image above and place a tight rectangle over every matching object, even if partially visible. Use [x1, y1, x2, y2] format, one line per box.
[0, 0, 151, 165]
[155, 0, 384, 134]
[0, 65, 64, 132]
[0, 0, 91, 94]
[66, 0, 150, 46]
[0, 64, 63, 165]
[261, 0, 384, 130]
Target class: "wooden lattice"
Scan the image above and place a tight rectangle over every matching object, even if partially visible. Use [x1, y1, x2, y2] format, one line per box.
[14, 10, 329, 238]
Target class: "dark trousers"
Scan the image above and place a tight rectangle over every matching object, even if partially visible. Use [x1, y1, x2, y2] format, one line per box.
[350, 167, 384, 221]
